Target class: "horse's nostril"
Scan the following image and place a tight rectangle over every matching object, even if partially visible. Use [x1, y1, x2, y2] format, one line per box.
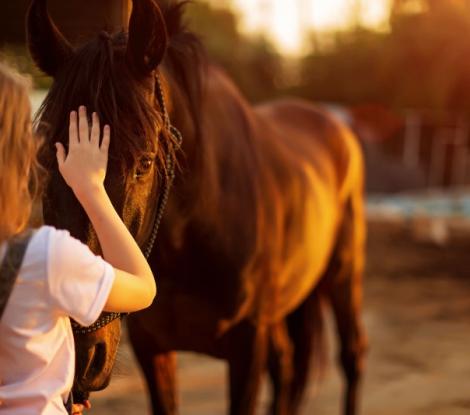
[93, 342, 106, 369]
[86, 342, 107, 380]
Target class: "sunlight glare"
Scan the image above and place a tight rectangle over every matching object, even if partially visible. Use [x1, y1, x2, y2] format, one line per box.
[311, 0, 351, 30]
[229, 0, 390, 54]
[272, 1, 303, 54]
[361, 0, 391, 29]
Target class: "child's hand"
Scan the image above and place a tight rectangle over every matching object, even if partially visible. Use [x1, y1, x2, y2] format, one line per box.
[72, 400, 91, 415]
[56, 106, 110, 199]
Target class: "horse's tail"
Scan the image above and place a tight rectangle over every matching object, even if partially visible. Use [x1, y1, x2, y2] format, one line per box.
[287, 286, 327, 409]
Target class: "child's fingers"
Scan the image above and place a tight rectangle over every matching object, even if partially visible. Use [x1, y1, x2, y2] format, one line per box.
[69, 111, 79, 147]
[78, 106, 89, 142]
[72, 404, 85, 415]
[71, 400, 91, 414]
[55, 143, 66, 168]
[90, 112, 100, 147]
[100, 125, 111, 154]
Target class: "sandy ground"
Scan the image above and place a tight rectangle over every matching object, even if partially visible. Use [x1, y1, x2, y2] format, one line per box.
[86, 219, 470, 414]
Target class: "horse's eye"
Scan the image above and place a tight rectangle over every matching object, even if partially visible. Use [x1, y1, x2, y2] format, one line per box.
[135, 157, 154, 179]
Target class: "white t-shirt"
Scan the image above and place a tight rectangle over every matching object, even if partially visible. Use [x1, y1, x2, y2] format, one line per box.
[0, 226, 115, 415]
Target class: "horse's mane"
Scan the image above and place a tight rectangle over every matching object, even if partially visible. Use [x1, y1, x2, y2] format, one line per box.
[160, 0, 206, 135]
[35, 0, 205, 174]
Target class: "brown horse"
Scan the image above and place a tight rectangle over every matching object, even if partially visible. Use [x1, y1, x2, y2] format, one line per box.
[27, 0, 367, 414]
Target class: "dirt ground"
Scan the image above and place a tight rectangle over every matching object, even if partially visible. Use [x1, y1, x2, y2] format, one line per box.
[91, 219, 470, 415]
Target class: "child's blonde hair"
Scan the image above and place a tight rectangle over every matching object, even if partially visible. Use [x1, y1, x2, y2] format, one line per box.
[0, 61, 42, 242]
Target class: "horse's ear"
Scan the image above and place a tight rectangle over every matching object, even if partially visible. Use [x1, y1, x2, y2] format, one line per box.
[26, 0, 74, 77]
[126, 0, 168, 77]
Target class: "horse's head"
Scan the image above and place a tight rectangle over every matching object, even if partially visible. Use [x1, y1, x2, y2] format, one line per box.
[27, 0, 173, 400]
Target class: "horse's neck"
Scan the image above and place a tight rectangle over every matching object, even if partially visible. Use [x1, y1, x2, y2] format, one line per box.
[156, 67, 265, 323]
[169, 65, 261, 230]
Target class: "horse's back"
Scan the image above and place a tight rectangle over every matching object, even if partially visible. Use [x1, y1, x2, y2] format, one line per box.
[255, 98, 363, 200]
[249, 98, 364, 320]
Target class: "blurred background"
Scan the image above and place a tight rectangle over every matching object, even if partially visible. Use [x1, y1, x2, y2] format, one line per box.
[7, 0, 470, 193]
[2, 1, 470, 414]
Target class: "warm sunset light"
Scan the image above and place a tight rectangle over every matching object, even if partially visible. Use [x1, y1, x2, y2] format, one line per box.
[230, 0, 391, 54]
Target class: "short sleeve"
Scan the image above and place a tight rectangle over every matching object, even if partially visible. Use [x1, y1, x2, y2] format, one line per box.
[46, 227, 115, 327]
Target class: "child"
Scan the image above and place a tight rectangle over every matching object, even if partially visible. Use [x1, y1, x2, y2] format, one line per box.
[0, 61, 156, 414]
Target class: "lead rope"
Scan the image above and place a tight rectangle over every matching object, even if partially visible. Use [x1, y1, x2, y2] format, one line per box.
[71, 72, 182, 335]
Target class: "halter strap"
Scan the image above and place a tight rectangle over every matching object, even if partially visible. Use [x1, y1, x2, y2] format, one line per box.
[71, 72, 182, 335]
[142, 73, 181, 258]
[0, 231, 34, 321]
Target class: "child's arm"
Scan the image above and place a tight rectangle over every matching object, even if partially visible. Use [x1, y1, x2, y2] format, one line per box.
[55, 106, 156, 313]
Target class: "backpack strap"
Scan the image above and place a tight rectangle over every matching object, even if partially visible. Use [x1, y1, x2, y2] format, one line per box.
[0, 230, 34, 321]
[64, 391, 74, 414]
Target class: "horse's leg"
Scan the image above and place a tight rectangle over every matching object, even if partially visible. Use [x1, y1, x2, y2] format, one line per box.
[225, 321, 268, 415]
[266, 320, 294, 415]
[283, 289, 326, 413]
[325, 197, 367, 415]
[127, 320, 178, 415]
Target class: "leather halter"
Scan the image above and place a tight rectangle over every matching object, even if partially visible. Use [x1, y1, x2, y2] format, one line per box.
[71, 73, 182, 335]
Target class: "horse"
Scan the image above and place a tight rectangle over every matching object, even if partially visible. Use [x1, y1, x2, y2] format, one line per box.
[27, 0, 367, 414]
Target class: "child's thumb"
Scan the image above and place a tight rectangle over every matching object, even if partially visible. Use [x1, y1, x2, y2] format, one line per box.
[55, 143, 66, 168]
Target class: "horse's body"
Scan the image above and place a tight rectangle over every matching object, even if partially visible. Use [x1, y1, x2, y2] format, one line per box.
[27, 1, 366, 414]
[129, 64, 366, 415]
